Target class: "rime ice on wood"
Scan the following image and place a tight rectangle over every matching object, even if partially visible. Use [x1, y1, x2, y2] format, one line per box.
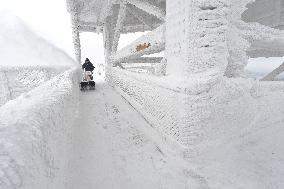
[66, 0, 284, 147]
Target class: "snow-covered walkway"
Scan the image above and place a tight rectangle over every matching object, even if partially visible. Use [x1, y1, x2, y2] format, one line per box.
[67, 78, 189, 189]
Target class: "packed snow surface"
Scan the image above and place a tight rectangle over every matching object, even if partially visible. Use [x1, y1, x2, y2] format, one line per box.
[67, 78, 191, 189]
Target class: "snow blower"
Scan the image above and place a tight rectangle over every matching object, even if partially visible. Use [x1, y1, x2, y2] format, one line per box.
[80, 71, 96, 91]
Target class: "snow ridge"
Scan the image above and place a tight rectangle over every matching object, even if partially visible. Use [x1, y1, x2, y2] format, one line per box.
[0, 68, 79, 189]
[0, 66, 69, 107]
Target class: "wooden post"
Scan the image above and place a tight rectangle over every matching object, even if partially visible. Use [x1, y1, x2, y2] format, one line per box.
[103, 20, 114, 65]
[71, 12, 82, 63]
[111, 1, 127, 53]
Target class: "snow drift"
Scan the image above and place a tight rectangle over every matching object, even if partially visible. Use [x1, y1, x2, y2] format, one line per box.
[0, 12, 80, 189]
[0, 12, 78, 107]
[0, 66, 69, 107]
[0, 68, 79, 189]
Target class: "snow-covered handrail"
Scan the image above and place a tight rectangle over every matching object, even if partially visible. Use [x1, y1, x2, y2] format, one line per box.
[0, 68, 79, 189]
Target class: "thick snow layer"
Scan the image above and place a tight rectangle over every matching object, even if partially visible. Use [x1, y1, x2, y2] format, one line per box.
[0, 13, 80, 189]
[0, 66, 69, 107]
[107, 65, 284, 188]
[67, 79, 190, 189]
[0, 12, 76, 67]
[185, 79, 284, 188]
[0, 12, 78, 107]
[0, 68, 79, 189]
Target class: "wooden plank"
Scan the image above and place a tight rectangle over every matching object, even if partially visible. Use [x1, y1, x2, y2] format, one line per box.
[262, 62, 284, 81]
[110, 24, 165, 63]
[112, 1, 127, 53]
[119, 57, 163, 63]
[125, 0, 165, 21]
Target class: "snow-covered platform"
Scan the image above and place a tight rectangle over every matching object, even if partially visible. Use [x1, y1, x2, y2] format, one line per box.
[67, 79, 190, 189]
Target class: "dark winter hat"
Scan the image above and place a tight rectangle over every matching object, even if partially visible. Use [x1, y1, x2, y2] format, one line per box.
[85, 58, 90, 62]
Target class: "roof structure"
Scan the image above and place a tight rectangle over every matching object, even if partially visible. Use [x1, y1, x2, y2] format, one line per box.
[66, 0, 165, 33]
[242, 0, 284, 30]
[66, 0, 284, 79]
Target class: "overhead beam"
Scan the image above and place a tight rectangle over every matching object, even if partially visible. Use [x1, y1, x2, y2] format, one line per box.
[125, 0, 165, 21]
[127, 7, 152, 30]
[110, 24, 165, 63]
[119, 57, 163, 63]
[98, 0, 115, 23]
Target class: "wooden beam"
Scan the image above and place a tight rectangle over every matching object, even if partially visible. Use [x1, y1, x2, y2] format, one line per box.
[127, 7, 152, 30]
[98, 0, 115, 23]
[119, 57, 163, 63]
[112, 1, 127, 53]
[261, 62, 284, 81]
[125, 0, 165, 21]
[103, 20, 115, 65]
[110, 24, 165, 63]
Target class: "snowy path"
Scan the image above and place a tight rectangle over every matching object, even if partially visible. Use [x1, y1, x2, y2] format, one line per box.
[67, 79, 189, 189]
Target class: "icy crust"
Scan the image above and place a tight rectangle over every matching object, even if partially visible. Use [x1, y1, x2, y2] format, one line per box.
[106, 66, 187, 146]
[107, 66, 284, 143]
[165, 0, 284, 79]
[0, 68, 79, 189]
[0, 66, 69, 107]
[107, 66, 284, 187]
[186, 79, 284, 188]
[165, 0, 230, 78]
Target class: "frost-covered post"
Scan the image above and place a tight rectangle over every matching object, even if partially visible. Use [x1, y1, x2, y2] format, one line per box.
[66, 0, 82, 63]
[71, 11, 82, 63]
[111, 1, 127, 53]
[103, 21, 114, 65]
[165, 0, 229, 80]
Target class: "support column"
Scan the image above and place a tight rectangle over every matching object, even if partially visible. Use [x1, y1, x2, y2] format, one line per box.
[166, 0, 229, 79]
[111, 1, 127, 53]
[71, 12, 82, 63]
[103, 19, 114, 65]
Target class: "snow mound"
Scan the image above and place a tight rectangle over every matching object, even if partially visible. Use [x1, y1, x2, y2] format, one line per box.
[0, 68, 79, 189]
[0, 12, 79, 107]
[0, 66, 69, 107]
[0, 12, 76, 67]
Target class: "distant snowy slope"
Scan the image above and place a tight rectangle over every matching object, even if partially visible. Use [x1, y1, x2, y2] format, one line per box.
[0, 12, 76, 67]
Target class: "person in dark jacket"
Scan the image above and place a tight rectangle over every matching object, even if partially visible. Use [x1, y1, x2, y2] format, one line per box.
[82, 58, 95, 72]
